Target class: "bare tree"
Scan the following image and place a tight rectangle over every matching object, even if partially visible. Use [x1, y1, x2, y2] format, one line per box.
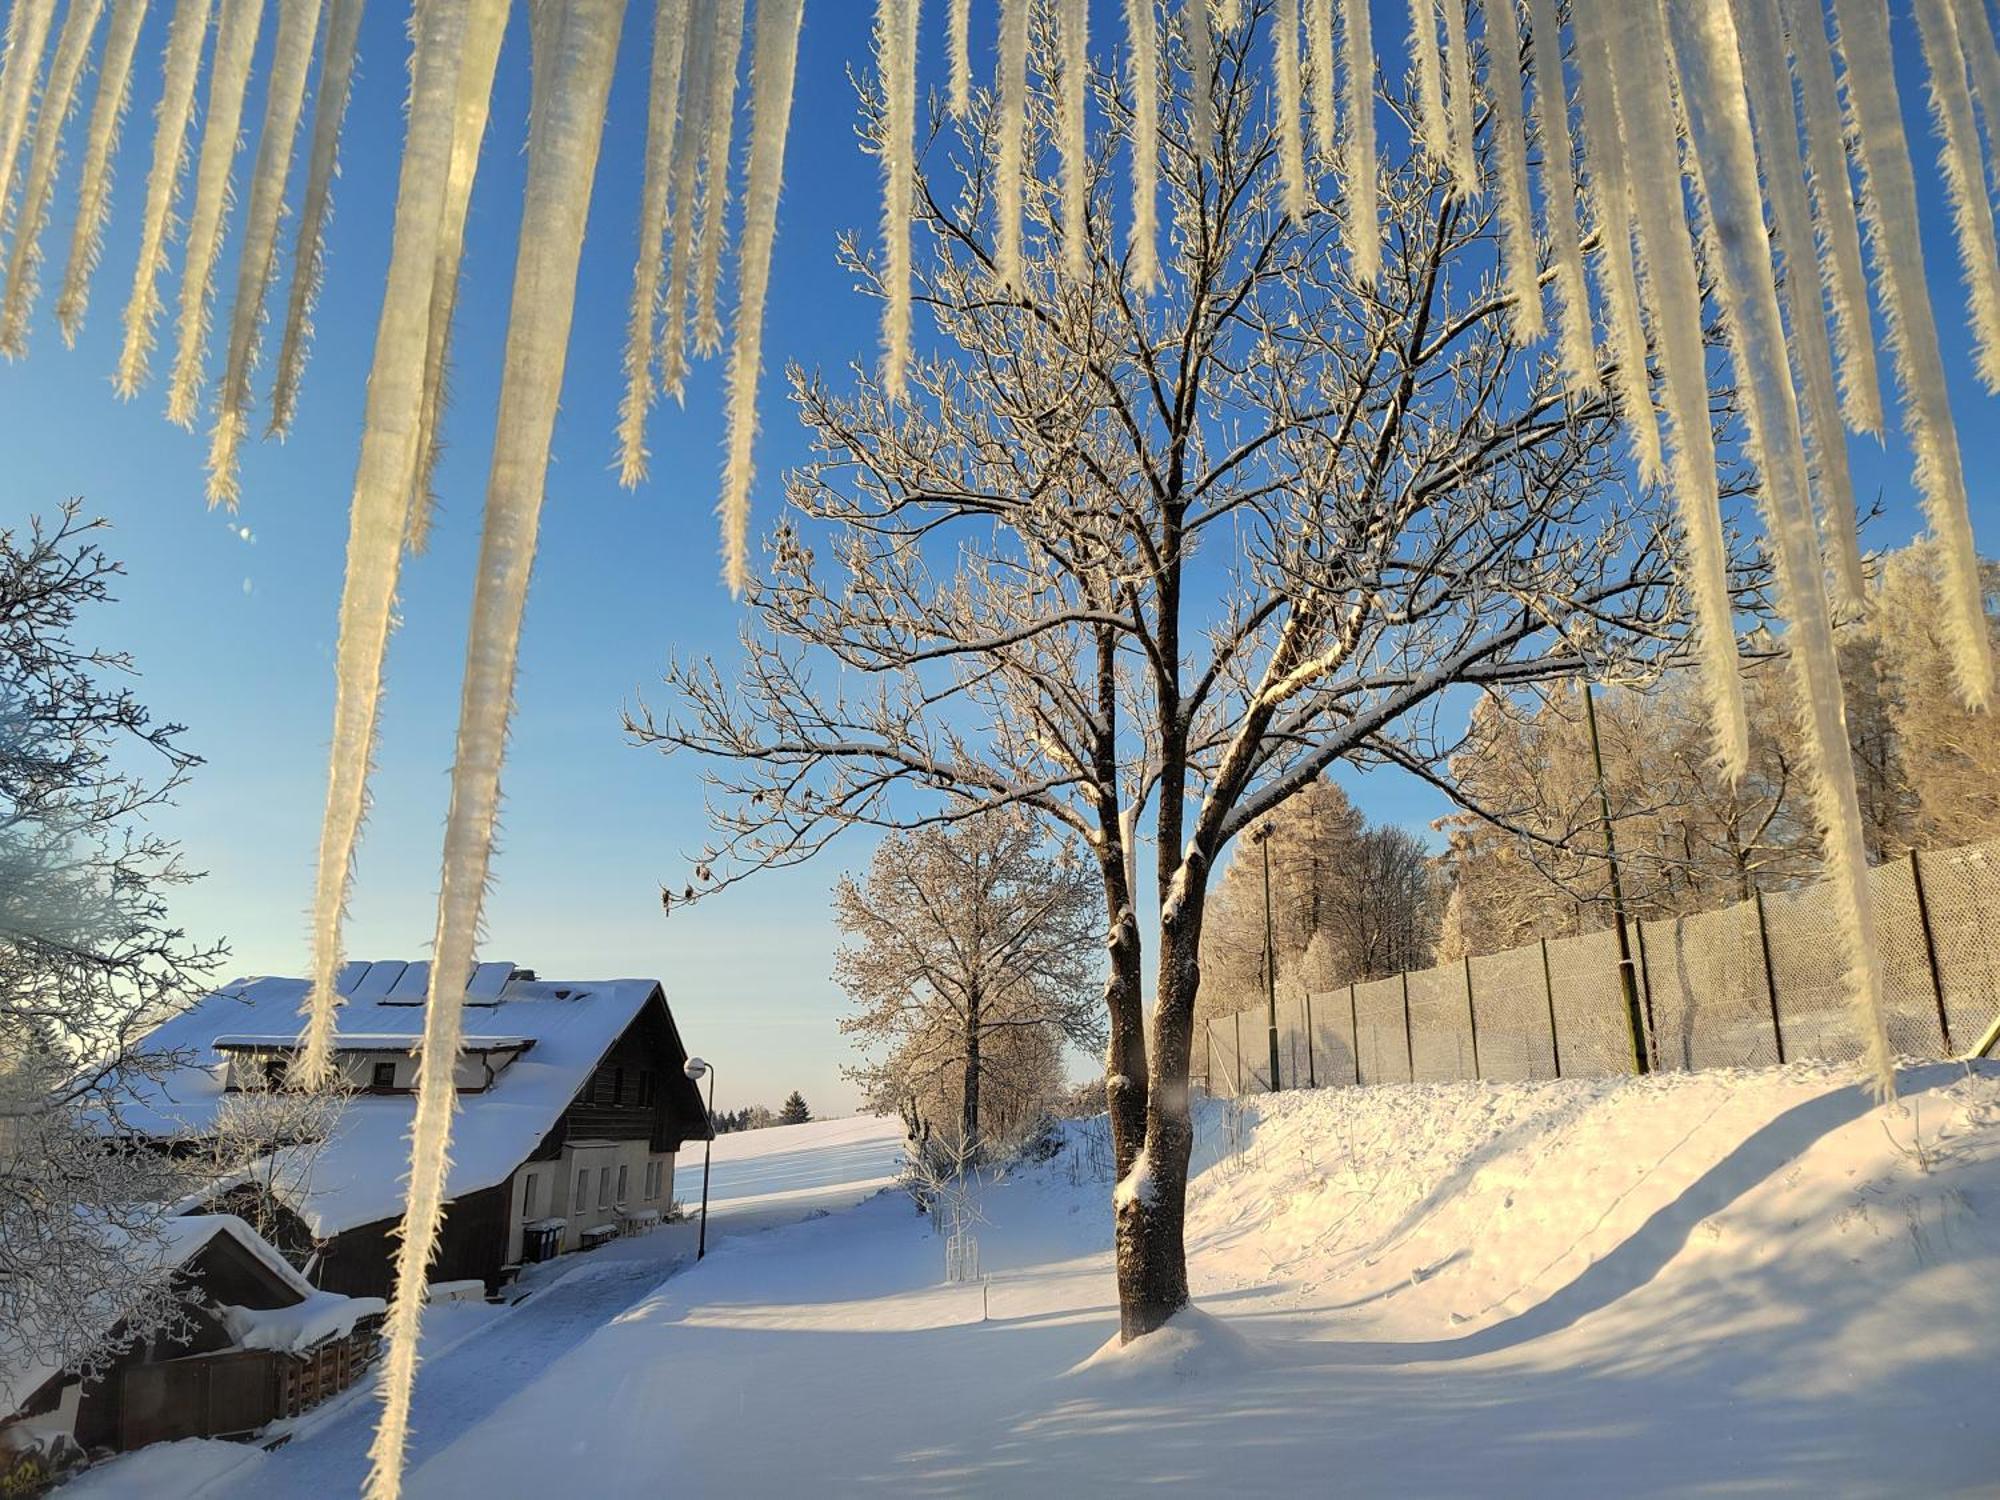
[835, 812, 1103, 1152]
[633, 11, 1718, 1339]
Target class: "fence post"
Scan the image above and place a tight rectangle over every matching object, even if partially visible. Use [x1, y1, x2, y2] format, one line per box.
[1463, 954, 1481, 1080]
[1304, 990, 1317, 1088]
[1206, 1022, 1215, 1097]
[1540, 937, 1562, 1078]
[1631, 918, 1659, 1070]
[1234, 1010, 1245, 1093]
[1349, 984, 1362, 1086]
[1400, 970, 1416, 1081]
[1753, 889, 1787, 1065]
[1910, 848, 1954, 1053]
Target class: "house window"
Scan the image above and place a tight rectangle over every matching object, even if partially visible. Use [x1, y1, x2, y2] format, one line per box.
[597, 1167, 611, 1208]
[612, 1067, 625, 1105]
[262, 1057, 288, 1089]
[576, 1170, 590, 1219]
[616, 1165, 628, 1204]
[523, 1173, 540, 1218]
[638, 1071, 655, 1107]
[644, 1161, 660, 1200]
[371, 1061, 396, 1090]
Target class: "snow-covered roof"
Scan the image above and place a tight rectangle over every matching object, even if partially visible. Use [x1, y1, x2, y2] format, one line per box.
[210, 1032, 536, 1053]
[114, 961, 708, 1237]
[219, 1289, 385, 1353]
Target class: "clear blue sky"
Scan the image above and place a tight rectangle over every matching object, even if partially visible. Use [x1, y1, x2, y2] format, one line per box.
[0, 1, 1992, 1114]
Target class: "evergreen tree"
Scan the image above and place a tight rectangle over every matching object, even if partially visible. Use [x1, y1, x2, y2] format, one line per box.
[777, 1091, 811, 1125]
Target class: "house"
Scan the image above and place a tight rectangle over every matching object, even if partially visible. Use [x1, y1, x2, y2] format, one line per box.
[0, 1214, 384, 1480]
[116, 960, 714, 1300]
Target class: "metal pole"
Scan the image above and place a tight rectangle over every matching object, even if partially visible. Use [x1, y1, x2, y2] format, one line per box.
[1304, 989, 1317, 1088]
[1349, 983, 1362, 1086]
[1234, 1009, 1244, 1094]
[1910, 848, 1954, 1053]
[1540, 937, 1562, 1078]
[1259, 826, 1282, 1092]
[1632, 917, 1659, 1071]
[1584, 681, 1650, 1074]
[1463, 954, 1481, 1080]
[1753, 889, 1787, 1065]
[1400, 969, 1416, 1081]
[697, 1067, 715, 1259]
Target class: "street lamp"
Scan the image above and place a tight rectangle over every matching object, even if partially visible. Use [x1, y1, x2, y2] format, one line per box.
[683, 1056, 715, 1259]
[1251, 821, 1281, 1092]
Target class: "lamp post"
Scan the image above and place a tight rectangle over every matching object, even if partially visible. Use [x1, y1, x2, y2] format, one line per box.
[683, 1057, 715, 1259]
[1252, 821, 1281, 1092]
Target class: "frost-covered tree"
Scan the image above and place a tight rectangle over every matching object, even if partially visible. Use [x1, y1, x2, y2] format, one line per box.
[634, 12, 1713, 1340]
[834, 813, 1104, 1151]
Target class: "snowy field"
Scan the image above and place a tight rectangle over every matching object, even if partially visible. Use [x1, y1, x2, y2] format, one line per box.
[74, 1065, 2000, 1496]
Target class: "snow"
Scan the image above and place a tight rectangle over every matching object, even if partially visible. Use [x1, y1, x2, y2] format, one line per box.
[79, 1063, 1998, 1498]
[220, 1290, 385, 1353]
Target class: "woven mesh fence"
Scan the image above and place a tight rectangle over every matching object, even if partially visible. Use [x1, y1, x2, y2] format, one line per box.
[1204, 836, 2000, 1098]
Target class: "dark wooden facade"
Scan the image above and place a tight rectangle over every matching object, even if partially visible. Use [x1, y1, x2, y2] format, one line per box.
[312, 1178, 513, 1300]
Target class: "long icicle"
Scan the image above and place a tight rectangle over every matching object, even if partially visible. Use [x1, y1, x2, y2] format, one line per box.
[1336, 0, 1378, 283]
[1596, 0, 1749, 780]
[1911, 0, 2000, 390]
[0, 0, 57, 229]
[1729, 0, 1865, 607]
[1308, 0, 1334, 163]
[1781, 0, 1884, 438]
[994, 0, 1028, 289]
[658, 0, 715, 400]
[1478, 0, 1541, 341]
[268, 0, 367, 437]
[1438, 0, 1478, 196]
[616, 0, 691, 486]
[0, 0, 106, 356]
[1831, 0, 1994, 709]
[690, 0, 745, 356]
[54, 0, 149, 345]
[882, 0, 921, 395]
[1406, 0, 1447, 169]
[296, 0, 479, 1089]
[1122, 0, 1159, 289]
[1055, 0, 1085, 281]
[206, 0, 325, 503]
[408, 0, 511, 551]
[363, 0, 627, 1491]
[164, 0, 265, 429]
[948, 0, 969, 118]
[1522, 0, 1593, 391]
[1185, 0, 1214, 167]
[1668, 0, 1892, 1099]
[1274, 0, 1308, 221]
[114, 0, 210, 398]
[1570, 4, 1663, 487]
[719, 0, 806, 592]
[1952, 0, 2000, 166]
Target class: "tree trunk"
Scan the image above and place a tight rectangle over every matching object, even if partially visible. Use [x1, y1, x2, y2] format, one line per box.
[961, 980, 981, 1149]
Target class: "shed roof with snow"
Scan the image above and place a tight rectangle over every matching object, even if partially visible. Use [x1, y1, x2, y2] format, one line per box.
[116, 961, 711, 1237]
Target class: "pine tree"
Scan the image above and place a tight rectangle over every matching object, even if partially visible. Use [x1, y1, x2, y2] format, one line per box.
[777, 1091, 811, 1125]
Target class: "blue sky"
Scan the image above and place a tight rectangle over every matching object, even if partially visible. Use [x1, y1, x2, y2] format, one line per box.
[0, 0, 1993, 1114]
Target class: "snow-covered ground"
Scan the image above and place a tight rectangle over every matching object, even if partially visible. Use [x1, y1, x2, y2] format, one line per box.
[71, 1066, 2000, 1496]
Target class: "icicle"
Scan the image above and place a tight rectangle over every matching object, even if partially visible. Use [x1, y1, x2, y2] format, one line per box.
[1667, 0, 1893, 1100]
[659, 0, 715, 400]
[296, 0, 478, 1091]
[0, 0, 56, 228]
[1055, 0, 1084, 281]
[1478, 0, 1541, 342]
[690, 0, 745, 356]
[409, 0, 511, 550]
[719, 0, 805, 592]
[1911, 0, 2000, 390]
[1336, 0, 1378, 283]
[881, 0, 921, 396]
[1953, 0, 2000, 162]
[1730, 0, 1865, 607]
[268, 0, 366, 437]
[1406, 0, 1447, 170]
[1569, 6, 1662, 488]
[114, 0, 210, 398]
[617, 0, 691, 487]
[1122, 0, 1159, 290]
[1273, 0, 1308, 222]
[1185, 0, 1214, 167]
[164, 0, 265, 430]
[948, 0, 968, 118]
[1781, 0, 1884, 438]
[53, 0, 149, 345]
[992, 0, 1028, 290]
[1522, 0, 1593, 390]
[1832, 0, 1994, 709]
[1308, 0, 1334, 162]
[1438, 0, 1478, 196]
[362, 0, 626, 1491]
[0, 0, 106, 358]
[205, 0, 325, 504]
[1605, 0, 1750, 779]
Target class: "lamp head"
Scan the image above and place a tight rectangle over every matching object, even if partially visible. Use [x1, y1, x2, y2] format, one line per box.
[683, 1057, 709, 1081]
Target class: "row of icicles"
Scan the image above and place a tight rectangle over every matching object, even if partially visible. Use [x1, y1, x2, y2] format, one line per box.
[0, 0, 1992, 1497]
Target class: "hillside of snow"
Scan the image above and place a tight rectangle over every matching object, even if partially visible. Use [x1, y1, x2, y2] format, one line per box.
[82, 1070, 2000, 1495]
